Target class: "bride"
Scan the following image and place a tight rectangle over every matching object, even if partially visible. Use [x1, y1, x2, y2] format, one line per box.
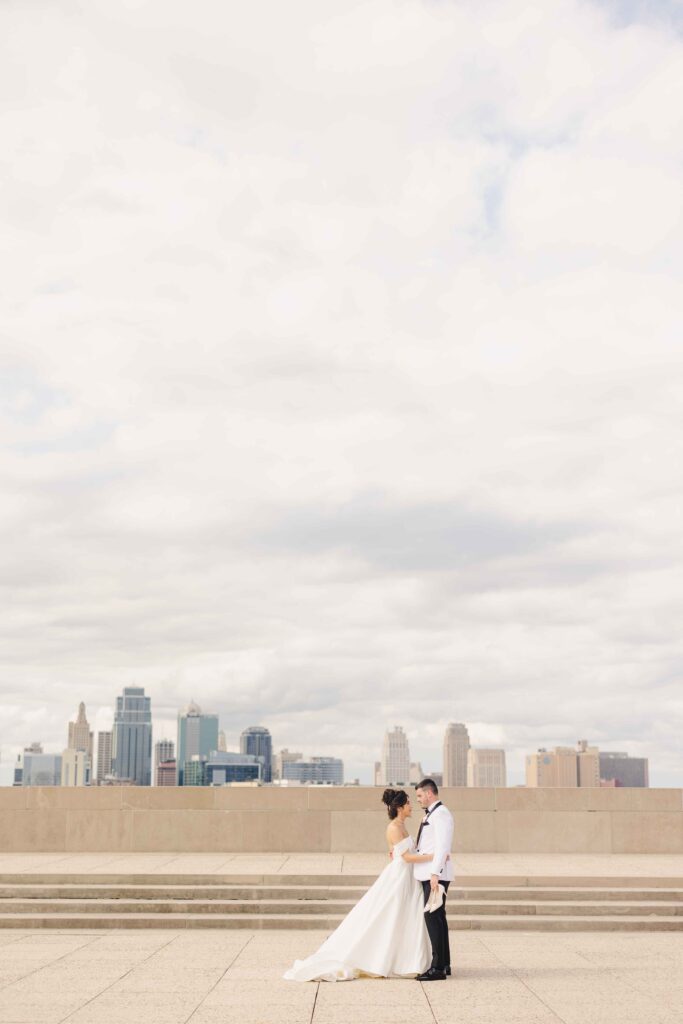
[284, 788, 433, 981]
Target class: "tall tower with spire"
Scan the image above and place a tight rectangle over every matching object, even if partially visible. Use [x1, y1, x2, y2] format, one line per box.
[67, 702, 93, 759]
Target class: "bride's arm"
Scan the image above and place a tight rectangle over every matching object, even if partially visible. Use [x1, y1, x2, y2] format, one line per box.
[402, 851, 452, 863]
[386, 823, 402, 857]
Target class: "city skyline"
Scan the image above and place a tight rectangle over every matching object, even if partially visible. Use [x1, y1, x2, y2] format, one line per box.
[1, 695, 657, 788]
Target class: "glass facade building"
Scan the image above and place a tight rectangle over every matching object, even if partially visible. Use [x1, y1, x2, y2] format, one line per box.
[600, 752, 649, 787]
[282, 757, 344, 785]
[112, 686, 152, 786]
[240, 726, 273, 783]
[177, 702, 219, 785]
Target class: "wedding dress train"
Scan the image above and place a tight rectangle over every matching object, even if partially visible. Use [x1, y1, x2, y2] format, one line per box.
[284, 835, 431, 982]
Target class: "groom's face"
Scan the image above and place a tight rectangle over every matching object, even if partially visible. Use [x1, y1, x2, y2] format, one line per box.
[415, 787, 433, 809]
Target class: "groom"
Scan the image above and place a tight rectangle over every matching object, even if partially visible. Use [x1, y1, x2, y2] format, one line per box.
[413, 778, 454, 981]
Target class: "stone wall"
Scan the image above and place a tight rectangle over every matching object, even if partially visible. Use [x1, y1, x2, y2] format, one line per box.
[0, 786, 681, 853]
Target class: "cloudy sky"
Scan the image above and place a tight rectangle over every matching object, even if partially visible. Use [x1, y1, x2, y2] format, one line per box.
[1, 0, 682, 787]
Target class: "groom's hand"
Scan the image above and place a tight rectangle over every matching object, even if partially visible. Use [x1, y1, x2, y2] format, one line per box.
[430, 874, 439, 892]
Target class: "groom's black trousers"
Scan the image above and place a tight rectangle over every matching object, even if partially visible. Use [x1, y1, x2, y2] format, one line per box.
[421, 880, 451, 970]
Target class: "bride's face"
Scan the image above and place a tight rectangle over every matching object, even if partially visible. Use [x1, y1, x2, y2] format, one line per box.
[401, 798, 412, 820]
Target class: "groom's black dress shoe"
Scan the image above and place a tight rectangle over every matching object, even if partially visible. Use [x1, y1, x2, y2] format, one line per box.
[445, 966, 452, 976]
[417, 967, 446, 981]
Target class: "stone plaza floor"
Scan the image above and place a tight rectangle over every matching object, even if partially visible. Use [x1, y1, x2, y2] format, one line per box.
[0, 928, 681, 1024]
[1, 851, 682, 879]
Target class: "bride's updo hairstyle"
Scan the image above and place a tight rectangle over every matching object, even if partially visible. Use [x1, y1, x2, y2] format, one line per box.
[382, 788, 408, 820]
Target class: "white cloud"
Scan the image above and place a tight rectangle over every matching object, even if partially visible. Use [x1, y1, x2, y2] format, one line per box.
[0, 0, 682, 787]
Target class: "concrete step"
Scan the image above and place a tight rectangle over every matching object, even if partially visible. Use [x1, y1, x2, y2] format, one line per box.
[0, 897, 679, 917]
[0, 873, 681, 888]
[0, 885, 369, 901]
[454, 887, 683, 902]
[1, 883, 681, 901]
[1, 873, 681, 931]
[0, 873, 376, 887]
[0, 912, 681, 931]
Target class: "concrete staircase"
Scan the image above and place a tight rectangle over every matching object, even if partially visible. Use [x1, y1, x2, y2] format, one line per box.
[0, 873, 681, 931]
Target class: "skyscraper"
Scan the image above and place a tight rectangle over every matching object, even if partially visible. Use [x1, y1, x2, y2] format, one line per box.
[240, 726, 273, 783]
[111, 686, 152, 786]
[177, 702, 219, 785]
[61, 749, 91, 786]
[526, 746, 577, 786]
[599, 751, 649, 787]
[443, 723, 470, 787]
[67, 702, 93, 759]
[467, 748, 506, 787]
[96, 731, 112, 784]
[154, 739, 175, 787]
[526, 740, 600, 787]
[577, 739, 600, 787]
[155, 739, 175, 765]
[379, 726, 410, 786]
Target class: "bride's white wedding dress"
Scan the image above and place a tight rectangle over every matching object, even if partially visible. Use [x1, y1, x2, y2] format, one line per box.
[284, 835, 431, 982]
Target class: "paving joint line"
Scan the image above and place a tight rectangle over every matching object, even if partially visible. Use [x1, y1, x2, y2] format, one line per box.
[183, 933, 254, 1024]
[419, 980, 440, 1024]
[308, 980, 320, 1023]
[476, 933, 571, 1024]
[0, 932, 104, 995]
[56, 930, 181, 1024]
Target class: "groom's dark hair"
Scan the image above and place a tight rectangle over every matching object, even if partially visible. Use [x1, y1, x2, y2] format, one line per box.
[416, 778, 438, 795]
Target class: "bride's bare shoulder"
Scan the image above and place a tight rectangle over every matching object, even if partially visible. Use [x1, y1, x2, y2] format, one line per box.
[385, 820, 405, 843]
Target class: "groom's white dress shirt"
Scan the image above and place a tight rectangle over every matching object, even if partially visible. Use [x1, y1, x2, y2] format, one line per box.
[413, 800, 454, 882]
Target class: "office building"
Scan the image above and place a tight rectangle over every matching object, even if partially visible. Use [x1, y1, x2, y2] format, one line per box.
[577, 739, 600, 787]
[282, 757, 344, 785]
[61, 748, 91, 786]
[154, 740, 175, 786]
[526, 740, 600, 787]
[13, 742, 43, 786]
[467, 748, 506, 787]
[379, 726, 411, 786]
[274, 749, 302, 780]
[177, 702, 219, 785]
[217, 730, 227, 752]
[155, 738, 174, 764]
[183, 756, 208, 786]
[409, 762, 424, 784]
[67, 702, 93, 759]
[62, 702, 93, 786]
[95, 731, 112, 784]
[112, 686, 152, 786]
[240, 726, 273, 783]
[20, 751, 62, 786]
[204, 751, 262, 785]
[443, 723, 470, 787]
[600, 751, 649, 787]
[156, 760, 177, 786]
